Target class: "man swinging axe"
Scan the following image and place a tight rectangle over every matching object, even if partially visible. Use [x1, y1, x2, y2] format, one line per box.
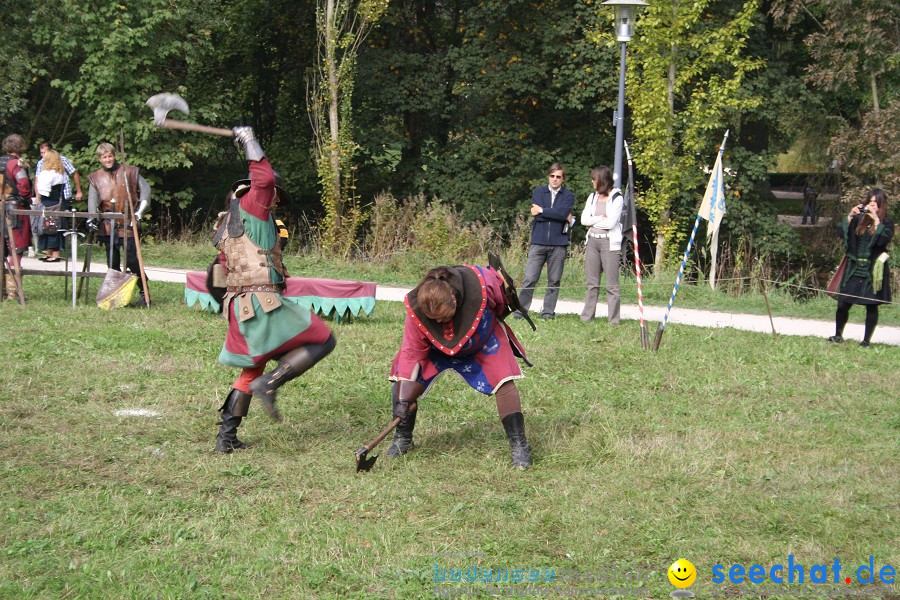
[210, 127, 337, 452]
[147, 92, 339, 453]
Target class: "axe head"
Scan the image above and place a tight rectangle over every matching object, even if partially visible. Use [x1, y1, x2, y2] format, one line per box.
[355, 447, 379, 473]
[488, 251, 536, 331]
[146, 93, 190, 126]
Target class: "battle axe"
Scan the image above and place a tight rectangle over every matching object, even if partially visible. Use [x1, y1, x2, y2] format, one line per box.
[145, 93, 232, 137]
[355, 402, 417, 473]
[488, 251, 536, 331]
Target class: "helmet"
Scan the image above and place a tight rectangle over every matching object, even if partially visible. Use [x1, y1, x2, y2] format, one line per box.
[230, 169, 291, 203]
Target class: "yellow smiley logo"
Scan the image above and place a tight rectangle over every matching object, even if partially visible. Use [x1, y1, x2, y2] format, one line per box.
[668, 559, 697, 588]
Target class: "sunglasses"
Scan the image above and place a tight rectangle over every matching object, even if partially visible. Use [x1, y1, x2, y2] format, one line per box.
[549, 175, 563, 179]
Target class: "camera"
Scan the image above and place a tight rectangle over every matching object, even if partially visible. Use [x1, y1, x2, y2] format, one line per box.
[859, 205, 870, 214]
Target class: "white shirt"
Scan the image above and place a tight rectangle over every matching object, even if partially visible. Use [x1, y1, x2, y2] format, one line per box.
[35, 155, 77, 199]
[36, 170, 67, 198]
[580, 188, 624, 251]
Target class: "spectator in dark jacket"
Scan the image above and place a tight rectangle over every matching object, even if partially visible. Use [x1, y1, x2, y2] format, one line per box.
[801, 185, 818, 225]
[515, 163, 575, 320]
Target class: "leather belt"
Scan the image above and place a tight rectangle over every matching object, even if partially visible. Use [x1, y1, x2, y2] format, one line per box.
[227, 284, 280, 294]
[587, 231, 610, 239]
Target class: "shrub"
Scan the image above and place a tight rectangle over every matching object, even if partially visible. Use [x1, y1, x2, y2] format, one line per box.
[363, 192, 493, 264]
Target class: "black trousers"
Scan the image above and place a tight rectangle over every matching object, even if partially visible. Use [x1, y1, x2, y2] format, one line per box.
[98, 236, 145, 291]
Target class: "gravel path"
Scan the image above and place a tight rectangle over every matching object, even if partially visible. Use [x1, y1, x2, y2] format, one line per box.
[16, 256, 899, 346]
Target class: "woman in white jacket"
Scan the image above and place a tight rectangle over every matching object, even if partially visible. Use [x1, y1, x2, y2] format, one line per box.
[579, 166, 623, 323]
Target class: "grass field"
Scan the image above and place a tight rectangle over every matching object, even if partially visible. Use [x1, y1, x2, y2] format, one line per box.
[1, 276, 897, 599]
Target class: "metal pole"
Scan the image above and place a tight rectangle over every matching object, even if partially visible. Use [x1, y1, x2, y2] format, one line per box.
[65, 208, 82, 308]
[612, 42, 627, 189]
[109, 200, 117, 268]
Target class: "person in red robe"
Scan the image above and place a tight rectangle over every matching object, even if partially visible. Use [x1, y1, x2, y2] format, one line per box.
[1, 134, 32, 300]
[212, 126, 336, 453]
[389, 264, 533, 468]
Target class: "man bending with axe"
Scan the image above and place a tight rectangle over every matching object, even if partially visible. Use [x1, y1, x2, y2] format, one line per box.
[386, 257, 534, 468]
[212, 126, 336, 453]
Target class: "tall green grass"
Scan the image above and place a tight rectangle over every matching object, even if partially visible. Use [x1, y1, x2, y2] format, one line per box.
[1, 278, 897, 598]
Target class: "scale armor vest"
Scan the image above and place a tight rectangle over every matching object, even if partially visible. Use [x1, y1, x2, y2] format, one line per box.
[214, 197, 287, 289]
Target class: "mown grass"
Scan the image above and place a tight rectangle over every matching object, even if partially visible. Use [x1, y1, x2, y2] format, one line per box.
[1, 277, 898, 599]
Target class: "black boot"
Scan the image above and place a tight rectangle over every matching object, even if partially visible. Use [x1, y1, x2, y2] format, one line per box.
[215, 389, 252, 453]
[387, 415, 417, 457]
[388, 412, 419, 457]
[501, 412, 532, 469]
[387, 381, 422, 457]
[249, 335, 337, 421]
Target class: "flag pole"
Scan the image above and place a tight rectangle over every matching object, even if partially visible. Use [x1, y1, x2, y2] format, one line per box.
[623, 140, 648, 349]
[652, 130, 729, 352]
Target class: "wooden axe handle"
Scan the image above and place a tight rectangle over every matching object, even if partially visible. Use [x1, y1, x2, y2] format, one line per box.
[360, 402, 418, 454]
[162, 119, 232, 137]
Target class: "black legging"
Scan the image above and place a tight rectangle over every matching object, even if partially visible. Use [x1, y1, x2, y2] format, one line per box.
[835, 301, 879, 343]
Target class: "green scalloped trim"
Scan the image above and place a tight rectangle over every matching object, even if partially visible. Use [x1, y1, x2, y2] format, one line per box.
[281, 295, 376, 322]
[185, 288, 376, 322]
[184, 288, 221, 313]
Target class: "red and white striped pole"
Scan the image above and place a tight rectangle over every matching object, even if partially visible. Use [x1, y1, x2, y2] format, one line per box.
[624, 140, 648, 348]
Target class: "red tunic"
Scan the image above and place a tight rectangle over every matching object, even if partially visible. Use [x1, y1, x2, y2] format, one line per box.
[3, 156, 31, 251]
[390, 265, 529, 396]
[218, 159, 332, 368]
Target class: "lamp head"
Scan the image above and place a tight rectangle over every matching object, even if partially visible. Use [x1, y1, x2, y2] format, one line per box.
[602, 0, 649, 42]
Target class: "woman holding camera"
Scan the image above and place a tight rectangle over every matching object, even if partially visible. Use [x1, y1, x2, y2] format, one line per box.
[828, 189, 893, 347]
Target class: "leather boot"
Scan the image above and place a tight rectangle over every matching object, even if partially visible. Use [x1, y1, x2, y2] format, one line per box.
[501, 412, 532, 469]
[387, 382, 420, 457]
[249, 335, 337, 422]
[215, 389, 252, 453]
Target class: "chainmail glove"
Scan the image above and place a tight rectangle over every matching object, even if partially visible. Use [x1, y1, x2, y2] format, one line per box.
[232, 126, 265, 162]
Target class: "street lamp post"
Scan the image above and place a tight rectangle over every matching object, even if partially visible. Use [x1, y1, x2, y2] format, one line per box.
[603, 0, 649, 348]
[602, 0, 648, 190]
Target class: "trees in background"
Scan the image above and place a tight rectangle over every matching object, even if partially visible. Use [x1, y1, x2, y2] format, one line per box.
[771, 0, 900, 198]
[627, 0, 765, 270]
[21, 0, 221, 207]
[3, 0, 894, 266]
[355, 0, 619, 228]
[308, 0, 389, 257]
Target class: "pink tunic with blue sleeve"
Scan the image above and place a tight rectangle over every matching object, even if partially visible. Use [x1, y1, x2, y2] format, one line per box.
[390, 265, 529, 395]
